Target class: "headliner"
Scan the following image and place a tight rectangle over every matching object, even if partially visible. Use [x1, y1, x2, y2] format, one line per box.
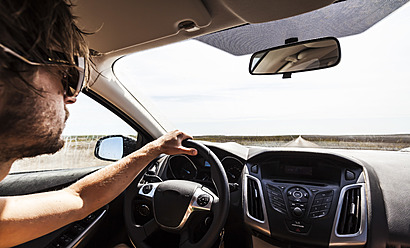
[196, 0, 410, 55]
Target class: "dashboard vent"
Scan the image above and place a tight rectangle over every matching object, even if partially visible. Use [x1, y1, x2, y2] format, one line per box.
[247, 178, 264, 221]
[337, 187, 361, 234]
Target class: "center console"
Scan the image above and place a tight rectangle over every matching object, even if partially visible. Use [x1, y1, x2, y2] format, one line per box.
[243, 151, 366, 247]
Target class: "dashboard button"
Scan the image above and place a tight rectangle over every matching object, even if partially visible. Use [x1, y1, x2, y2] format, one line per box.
[311, 205, 321, 212]
[322, 196, 333, 203]
[267, 185, 287, 214]
[286, 220, 311, 233]
[251, 164, 259, 173]
[320, 203, 331, 210]
[293, 207, 303, 217]
[346, 170, 356, 180]
[293, 191, 303, 198]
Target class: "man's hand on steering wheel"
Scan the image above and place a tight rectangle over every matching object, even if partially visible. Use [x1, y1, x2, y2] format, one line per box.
[151, 130, 198, 156]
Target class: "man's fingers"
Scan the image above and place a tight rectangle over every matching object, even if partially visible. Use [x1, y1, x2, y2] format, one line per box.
[179, 146, 198, 156]
[159, 130, 197, 155]
[177, 131, 193, 141]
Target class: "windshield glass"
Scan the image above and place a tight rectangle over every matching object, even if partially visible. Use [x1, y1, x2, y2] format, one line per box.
[114, 4, 410, 150]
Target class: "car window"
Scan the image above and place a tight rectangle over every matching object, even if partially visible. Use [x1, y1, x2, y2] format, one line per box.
[10, 94, 137, 173]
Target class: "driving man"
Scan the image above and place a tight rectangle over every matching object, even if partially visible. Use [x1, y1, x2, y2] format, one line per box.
[0, 1, 197, 247]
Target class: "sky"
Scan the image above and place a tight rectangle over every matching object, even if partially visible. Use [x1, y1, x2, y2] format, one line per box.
[64, 2, 410, 136]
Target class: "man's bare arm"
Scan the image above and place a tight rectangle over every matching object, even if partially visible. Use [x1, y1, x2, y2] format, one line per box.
[0, 130, 197, 248]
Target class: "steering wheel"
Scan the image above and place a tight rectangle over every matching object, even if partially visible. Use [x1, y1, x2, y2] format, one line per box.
[124, 140, 230, 248]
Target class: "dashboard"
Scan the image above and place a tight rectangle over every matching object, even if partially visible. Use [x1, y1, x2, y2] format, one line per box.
[143, 142, 410, 248]
[3, 142, 409, 248]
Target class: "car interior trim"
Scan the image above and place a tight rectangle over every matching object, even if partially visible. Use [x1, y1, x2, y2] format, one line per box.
[84, 89, 155, 142]
[65, 207, 108, 248]
[329, 182, 368, 246]
[243, 168, 271, 237]
[87, 61, 168, 139]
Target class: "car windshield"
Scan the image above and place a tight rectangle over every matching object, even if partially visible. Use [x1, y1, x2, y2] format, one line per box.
[114, 3, 410, 150]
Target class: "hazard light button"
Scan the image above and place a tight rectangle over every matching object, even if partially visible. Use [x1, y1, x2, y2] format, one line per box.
[286, 220, 311, 234]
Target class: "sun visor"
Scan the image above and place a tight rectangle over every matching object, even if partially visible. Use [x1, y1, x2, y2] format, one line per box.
[73, 0, 211, 53]
[221, 0, 335, 23]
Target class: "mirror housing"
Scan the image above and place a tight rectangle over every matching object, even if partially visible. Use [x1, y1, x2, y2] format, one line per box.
[94, 135, 139, 161]
[249, 37, 341, 76]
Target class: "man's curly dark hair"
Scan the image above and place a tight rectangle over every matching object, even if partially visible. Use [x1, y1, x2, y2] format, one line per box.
[0, 0, 89, 94]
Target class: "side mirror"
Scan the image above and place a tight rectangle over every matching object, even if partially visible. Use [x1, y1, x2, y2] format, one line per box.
[249, 37, 341, 76]
[94, 135, 139, 161]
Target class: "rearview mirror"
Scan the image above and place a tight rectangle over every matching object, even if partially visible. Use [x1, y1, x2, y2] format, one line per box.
[94, 135, 139, 161]
[249, 37, 341, 75]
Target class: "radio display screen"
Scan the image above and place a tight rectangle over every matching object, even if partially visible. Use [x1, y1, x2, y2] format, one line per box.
[260, 156, 341, 184]
[284, 165, 313, 176]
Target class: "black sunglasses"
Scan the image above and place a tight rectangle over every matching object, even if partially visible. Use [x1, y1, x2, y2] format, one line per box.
[0, 43, 85, 98]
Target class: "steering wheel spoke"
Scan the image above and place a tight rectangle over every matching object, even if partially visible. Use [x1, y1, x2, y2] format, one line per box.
[210, 196, 221, 214]
[129, 219, 159, 244]
[143, 219, 160, 239]
[178, 228, 191, 248]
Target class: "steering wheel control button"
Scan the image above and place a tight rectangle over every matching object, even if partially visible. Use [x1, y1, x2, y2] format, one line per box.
[197, 194, 210, 207]
[142, 184, 153, 194]
[266, 185, 287, 214]
[309, 190, 333, 219]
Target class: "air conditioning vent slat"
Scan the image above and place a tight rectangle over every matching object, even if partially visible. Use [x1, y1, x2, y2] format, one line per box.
[247, 178, 264, 221]
[337, 187, 361, 235]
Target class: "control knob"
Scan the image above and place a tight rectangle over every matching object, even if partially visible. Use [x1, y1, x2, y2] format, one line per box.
[293, 207, 303, 217]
